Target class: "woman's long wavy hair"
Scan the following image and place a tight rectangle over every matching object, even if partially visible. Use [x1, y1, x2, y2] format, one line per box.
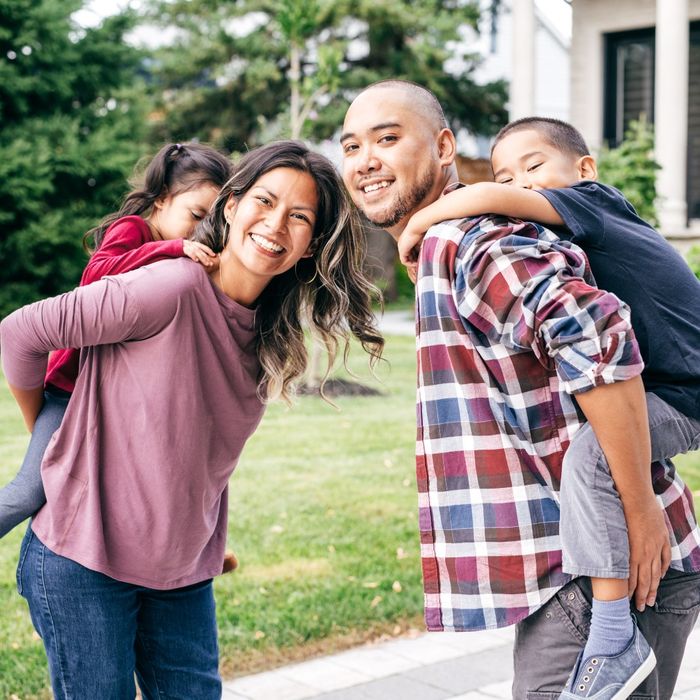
[192, 140, 384, 403]
[83, 142, 232, 251]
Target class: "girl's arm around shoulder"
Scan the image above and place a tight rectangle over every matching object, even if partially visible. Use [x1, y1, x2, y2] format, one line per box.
[398, 182, 564, 265]
[82, 217, 185, 284]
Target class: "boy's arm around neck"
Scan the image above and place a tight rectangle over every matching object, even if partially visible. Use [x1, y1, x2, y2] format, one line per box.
[398, 182, 565, 266]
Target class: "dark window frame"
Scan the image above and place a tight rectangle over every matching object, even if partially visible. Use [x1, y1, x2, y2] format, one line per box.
[603, 27, 655, 148]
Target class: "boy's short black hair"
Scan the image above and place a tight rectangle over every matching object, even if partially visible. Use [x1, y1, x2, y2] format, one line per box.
[492, 117, 590, 159]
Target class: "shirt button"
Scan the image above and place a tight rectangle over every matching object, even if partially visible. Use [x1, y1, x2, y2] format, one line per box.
[568, 592, 576, 600]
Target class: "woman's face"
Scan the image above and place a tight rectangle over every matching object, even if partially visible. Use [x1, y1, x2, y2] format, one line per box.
[223, 167, 318, 289]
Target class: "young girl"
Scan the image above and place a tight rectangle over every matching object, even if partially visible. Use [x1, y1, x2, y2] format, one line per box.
[1, 140, 383, 698]
[0, 141, 231, 541]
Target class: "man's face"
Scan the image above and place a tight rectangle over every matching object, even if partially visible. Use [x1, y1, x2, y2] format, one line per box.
[341, 88, 443, 234]
[491, 129, 582, 191]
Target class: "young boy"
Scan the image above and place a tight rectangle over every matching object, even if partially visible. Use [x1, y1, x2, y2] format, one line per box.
[398, 116, 700, 698]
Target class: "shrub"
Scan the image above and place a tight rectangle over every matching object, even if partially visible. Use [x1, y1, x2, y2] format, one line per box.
[687, 246, 700, 281]
[597, 116, 660, 226]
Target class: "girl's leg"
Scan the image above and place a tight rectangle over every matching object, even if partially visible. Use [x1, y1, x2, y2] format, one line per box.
[16, 528, 139, 700]
[135, 579, 221, 699]
[0, 389, 69, 538]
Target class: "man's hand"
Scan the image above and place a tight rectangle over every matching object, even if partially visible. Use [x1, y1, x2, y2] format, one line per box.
[574, 376, 668, 612]
[626, 497, 671, 611]
[183, 240, 219, 268]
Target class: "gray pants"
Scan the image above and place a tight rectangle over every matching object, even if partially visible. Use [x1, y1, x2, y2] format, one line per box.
[559, 392, 700, 578]
[513, 393, 700, 699]
[513, 570, 700, 699]
[0, 389, 69, 538]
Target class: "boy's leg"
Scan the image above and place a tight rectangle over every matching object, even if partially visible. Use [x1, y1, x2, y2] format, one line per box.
[512, 570, 700, 699]
[557, 391, 700, 693]
[0, 389, 69, 538]
[16, 528, 139, 699]
[560, 390, 700, 583]
[646, 392, 700, 461]
[134, 578, 221, 699]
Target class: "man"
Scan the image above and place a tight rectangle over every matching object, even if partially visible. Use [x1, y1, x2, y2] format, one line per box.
[340, 80, 700, 699]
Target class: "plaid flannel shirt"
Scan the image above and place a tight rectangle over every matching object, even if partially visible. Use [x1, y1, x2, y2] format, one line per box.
[415, 214, 700, 632]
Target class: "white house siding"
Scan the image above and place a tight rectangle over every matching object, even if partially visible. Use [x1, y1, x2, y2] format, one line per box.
[472, 1, 570, 119]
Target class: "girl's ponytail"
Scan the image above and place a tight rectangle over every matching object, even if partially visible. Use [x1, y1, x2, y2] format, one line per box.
[83, 142, 232, 252]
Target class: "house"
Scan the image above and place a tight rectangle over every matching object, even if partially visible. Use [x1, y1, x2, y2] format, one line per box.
[460, 0, 571, 158]
[567, 1, 700, 247]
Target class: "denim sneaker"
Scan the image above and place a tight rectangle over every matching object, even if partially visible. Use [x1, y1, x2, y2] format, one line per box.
[558, 621, 656, 699]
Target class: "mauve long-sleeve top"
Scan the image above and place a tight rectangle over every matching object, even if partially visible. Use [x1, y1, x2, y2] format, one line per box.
[45, 215, 186, 393]
[1, 259, 265, 589]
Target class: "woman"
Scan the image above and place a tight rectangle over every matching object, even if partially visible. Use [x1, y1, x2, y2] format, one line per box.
[1, 140, 383, 699]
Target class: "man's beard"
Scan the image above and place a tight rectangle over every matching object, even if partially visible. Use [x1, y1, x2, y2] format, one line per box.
[365, 167, 436, 229]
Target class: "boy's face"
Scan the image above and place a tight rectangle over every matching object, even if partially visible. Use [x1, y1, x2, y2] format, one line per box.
[491, 129, 585, 191]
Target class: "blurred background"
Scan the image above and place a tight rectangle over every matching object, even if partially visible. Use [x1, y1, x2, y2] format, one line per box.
[1, 0, 699, 310]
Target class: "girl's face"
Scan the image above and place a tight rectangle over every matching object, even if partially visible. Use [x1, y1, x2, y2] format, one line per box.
[222, 167, 318, 289]
[150, 183, 220, 241]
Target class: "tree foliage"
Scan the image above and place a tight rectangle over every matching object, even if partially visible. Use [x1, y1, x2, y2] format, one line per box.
[147, 0, 508, 151]
[0, 0, 149, 316]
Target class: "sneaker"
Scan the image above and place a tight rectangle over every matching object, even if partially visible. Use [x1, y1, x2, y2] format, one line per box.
[558, 621, 656, 699]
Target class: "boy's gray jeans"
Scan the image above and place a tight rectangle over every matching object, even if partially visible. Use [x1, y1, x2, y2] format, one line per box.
[559, 392, 700, 579]
[513, 393, 700, 698]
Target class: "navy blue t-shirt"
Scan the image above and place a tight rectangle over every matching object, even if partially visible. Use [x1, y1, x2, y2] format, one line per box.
[541, 181, 699, 419]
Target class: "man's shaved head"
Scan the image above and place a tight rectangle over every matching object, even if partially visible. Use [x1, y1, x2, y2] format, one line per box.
[341, 80, 457, 236]
[357, 80, 449, 131]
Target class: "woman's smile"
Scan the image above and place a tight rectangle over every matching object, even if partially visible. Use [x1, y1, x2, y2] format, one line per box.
[248, 232, 286, 256]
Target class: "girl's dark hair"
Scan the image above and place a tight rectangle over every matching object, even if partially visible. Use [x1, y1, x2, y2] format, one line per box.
[84, 142, 232, 251]
[192, 140, 384, 403]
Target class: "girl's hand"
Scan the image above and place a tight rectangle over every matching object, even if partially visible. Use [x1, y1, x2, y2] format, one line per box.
[183, 240, 218, 268]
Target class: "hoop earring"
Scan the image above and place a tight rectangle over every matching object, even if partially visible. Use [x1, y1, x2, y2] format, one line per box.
[294, 260, 318, 285]
[222, 221, 230, 248]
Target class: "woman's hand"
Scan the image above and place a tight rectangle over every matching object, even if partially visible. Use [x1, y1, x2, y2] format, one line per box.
[183, 240, 219, 268]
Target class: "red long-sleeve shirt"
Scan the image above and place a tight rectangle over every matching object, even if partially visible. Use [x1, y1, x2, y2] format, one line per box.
[44, 216, 185, 392]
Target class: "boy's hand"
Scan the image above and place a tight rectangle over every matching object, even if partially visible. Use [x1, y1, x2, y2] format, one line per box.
[183, 240, 218, 268]
[626, 496, 672, 611]
[398, 223, 426, 268]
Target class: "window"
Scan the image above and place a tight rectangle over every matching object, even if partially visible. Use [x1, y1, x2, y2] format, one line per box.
[604, 29, 655, 147]
[604, 24, 700, 222]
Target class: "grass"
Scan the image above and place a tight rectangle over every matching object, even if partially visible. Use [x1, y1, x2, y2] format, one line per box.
[1, 334, 699, 698]
[0, 335, 423, 699]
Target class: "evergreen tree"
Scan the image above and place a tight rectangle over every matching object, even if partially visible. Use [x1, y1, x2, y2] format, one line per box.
[0, 0, 149, 316]
[147, 0, 507, 150]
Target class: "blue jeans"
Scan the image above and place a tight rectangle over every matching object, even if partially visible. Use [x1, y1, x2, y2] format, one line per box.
[17, 528, 222, 699]
[0, 388, 69, 538]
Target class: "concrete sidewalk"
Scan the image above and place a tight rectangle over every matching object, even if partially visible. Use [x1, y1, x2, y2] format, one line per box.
[223, 620, 700, 699]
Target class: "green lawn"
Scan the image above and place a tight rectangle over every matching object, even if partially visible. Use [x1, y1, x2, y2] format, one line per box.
[0, 335, 698, 699]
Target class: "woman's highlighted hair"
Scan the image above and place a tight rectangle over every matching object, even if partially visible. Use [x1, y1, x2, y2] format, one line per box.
[193, 140, 384, 403]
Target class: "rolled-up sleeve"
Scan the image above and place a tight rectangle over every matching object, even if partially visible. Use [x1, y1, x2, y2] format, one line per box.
[453, 218, 643, 394]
